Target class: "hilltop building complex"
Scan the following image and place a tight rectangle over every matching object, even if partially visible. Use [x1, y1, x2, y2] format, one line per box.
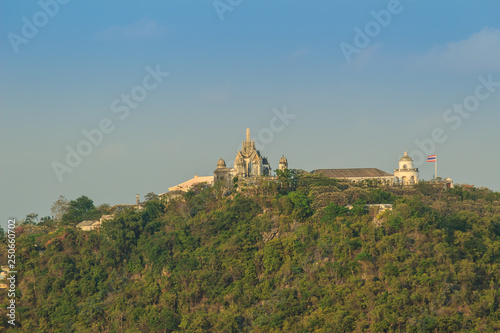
[165, 129, 425, 193]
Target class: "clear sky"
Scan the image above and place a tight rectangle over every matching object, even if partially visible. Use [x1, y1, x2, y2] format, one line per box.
[1, 0, 500, 229]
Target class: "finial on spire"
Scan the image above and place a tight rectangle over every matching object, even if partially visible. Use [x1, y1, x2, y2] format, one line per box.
[246, 128, 251, 141]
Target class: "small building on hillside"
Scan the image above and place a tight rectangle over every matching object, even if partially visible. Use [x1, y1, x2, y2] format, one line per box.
[76, 214, 114, 231]
[444, 177, 454, 188]
[76, 220, 101, 231]
[346, 204, 393, 212]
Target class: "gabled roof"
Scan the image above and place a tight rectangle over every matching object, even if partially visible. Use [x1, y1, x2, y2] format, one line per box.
[313, 168, 393, 178]
[76, 220, 98, 227]
[168, 175, 214, 192]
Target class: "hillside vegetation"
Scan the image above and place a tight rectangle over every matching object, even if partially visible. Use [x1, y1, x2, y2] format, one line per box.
[2, 174, 500, 332]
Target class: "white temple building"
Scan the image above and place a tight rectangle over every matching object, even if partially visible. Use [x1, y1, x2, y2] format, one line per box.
[214, 128, 287, 187]
[394, 152, 419, 185]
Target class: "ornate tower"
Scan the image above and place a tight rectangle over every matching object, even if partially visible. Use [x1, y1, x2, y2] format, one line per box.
[234, 128, 270, 177]
[279, 155, 288, 171]
[242, 128, 256, 154]
[394, 152, 419, 185]
[214, 157, 235, 187]
[214, 128, 273, 186]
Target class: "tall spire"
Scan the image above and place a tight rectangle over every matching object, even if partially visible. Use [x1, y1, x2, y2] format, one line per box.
[246, 128, 251, 142]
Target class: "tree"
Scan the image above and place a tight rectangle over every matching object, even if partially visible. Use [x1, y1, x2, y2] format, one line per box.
[51, 195, 69, 221]
[38, 216, 56, 228]
[212, 180, 225, 199]
[144, 192, 159, 202]
[96, 204, 111, 215]
[288, 191, 312, 220]
[275, 168, 297, 193]
[322, 203, 349, 223]
[24, 212, 39, 225]
[61, 196, 98, 225]
[8, 177, 500, 331]
[350, 199, 368, 215]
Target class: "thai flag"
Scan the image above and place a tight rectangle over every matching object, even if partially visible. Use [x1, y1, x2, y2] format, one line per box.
[427, 155, 437, 162]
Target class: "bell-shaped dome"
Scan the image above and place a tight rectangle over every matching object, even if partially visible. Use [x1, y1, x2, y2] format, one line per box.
[279, 155, 288, 164]
[398, 152, 414, 170]
[217, 157, 226, 168]
[400, 152, 413, 162]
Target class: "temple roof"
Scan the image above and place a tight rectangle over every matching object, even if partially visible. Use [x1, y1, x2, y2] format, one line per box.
[313, 168, 393, 178]
[168, 175, 214, 192]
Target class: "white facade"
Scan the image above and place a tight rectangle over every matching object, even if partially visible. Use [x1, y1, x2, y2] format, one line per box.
[394, 152, 419, 185]
[214, 128, 287, 187]
[233, 128, 272, 177]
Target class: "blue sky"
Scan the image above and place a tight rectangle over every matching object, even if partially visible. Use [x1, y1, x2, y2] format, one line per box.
[1, 0, 500, 228]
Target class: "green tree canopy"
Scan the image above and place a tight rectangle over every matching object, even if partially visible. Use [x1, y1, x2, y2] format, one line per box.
[275, 168, 298, 193]
[61, 195, 99, 225]
[5, 181, 500, 332]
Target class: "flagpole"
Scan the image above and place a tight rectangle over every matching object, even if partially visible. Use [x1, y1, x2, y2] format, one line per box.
[435, 156, 438, 180]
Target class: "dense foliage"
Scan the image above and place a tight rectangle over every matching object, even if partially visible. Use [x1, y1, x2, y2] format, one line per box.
[1, 175, 500, 332]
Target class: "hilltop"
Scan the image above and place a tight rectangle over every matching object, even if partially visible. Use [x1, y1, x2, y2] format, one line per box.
[1, 174, 500, 332]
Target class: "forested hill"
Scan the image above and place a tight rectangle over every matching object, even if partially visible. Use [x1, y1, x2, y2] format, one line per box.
[2, 173, 500, 332]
